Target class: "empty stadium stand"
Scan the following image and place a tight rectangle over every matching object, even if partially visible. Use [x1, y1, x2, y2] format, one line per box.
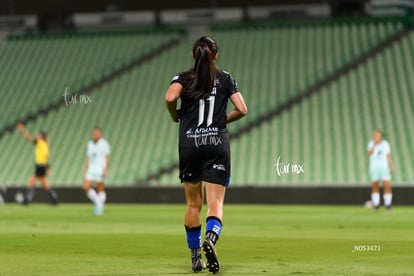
[158, 17, 414, 185]
[0, 16, 412, 187]
[0, 29, 184, 130]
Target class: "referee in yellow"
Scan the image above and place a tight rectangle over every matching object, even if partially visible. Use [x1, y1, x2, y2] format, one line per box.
[17, 122, 58, 205]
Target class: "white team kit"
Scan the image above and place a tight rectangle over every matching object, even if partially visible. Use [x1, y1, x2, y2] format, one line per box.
[86, 138, 110, 182]
[367, 140, 391, 181]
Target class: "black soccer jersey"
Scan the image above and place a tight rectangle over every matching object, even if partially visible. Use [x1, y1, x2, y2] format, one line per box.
[171, 70, 239, 146]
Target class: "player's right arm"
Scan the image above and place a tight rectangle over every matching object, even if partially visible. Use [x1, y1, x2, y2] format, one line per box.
[17, 122, 35, 143]
[367, 141, 375, 156]
[165, 82, 183, 123]
[82, 157, 90, 178]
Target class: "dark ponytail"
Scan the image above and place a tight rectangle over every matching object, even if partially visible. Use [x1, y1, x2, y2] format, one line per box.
[186, 36, 218, 100]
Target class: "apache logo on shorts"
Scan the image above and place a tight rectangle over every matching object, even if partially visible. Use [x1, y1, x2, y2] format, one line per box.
[212, 164, 226, 171]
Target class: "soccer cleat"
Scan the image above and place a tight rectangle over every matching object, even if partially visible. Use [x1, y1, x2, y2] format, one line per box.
[50, 198, 59, 206]
[385, 206, 392, 212]
[203, 238, 219, 274]
[93, 206, 104, 216]
[191, 257, 205, 272]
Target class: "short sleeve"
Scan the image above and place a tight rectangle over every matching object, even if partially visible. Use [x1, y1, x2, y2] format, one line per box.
[367, 141, 374, 150]
[225, 72, 239, 97]
[170, 73, 187, 87]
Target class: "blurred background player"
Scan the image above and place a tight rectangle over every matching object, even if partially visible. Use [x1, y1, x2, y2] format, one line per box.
[83, 127, 110, 215]
[368, 129, 395, 210]
[16, 122, 59, 205]
[165, 36, 247, 273]
[0, 186, 7, 204]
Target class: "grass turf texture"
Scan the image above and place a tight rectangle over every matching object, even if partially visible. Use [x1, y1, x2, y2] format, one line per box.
[0, 204, 413, 275]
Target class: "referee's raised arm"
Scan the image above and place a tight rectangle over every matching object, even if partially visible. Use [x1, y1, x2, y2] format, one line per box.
[17, 121, 35, 144]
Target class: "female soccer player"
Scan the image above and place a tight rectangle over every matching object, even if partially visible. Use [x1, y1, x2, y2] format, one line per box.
[17, 122, 58, 205]
[165, 36, 247, 273]
[368, 129, 395, 210]
[82, 127, 110, 215]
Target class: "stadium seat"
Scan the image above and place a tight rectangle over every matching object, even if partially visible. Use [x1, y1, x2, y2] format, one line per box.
[0, 18, 412, 186]
[0, 30, 183, 129]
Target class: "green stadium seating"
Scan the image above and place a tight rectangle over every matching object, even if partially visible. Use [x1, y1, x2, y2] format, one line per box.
[225, 30, 414, 185]
[0, 18, 411, 186]
[0, 30, 183, 129]
[157, 19, 412, 186]
[211, 19, 405, 132]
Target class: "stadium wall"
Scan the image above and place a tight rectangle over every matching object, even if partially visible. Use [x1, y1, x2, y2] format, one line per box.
[2, 186, 414, 205]
[0, 1, 365, 15]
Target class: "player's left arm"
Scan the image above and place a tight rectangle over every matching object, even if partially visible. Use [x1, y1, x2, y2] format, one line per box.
[165, 83, 183, 123]
[227, 92, 248, 123]
[387, 154, 395, 174]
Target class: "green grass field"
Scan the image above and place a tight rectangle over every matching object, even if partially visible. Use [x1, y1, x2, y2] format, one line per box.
[1, 204, 413, 275]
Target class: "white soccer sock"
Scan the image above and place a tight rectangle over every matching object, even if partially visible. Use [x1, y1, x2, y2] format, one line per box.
[97, 191, 106, 208]
[383, 193, 392, 207]
[371, 192, 380, 207]
[87, 189, 98, 205]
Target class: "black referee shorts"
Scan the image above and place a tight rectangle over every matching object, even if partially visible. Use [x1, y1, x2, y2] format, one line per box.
[179, 135, 230, 186]
[34, 164, 49, 177]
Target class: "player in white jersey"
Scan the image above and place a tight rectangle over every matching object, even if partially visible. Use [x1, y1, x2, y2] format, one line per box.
[368, 129, 395, 210]
[82, 127, 110, 215]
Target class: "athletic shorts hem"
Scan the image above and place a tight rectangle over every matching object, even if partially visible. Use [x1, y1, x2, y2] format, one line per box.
[180, 176, 202, 184]
[34, 164, 48, 177]
[370, 177, 391, 182]
[85, 170, 104, 183]
[369, 167, 391, 182]
[180, 177, 229, 187]
[202, 177, 229, 187]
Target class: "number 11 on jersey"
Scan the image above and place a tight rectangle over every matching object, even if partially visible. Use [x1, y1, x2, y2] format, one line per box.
[198, 96, 215, 127]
